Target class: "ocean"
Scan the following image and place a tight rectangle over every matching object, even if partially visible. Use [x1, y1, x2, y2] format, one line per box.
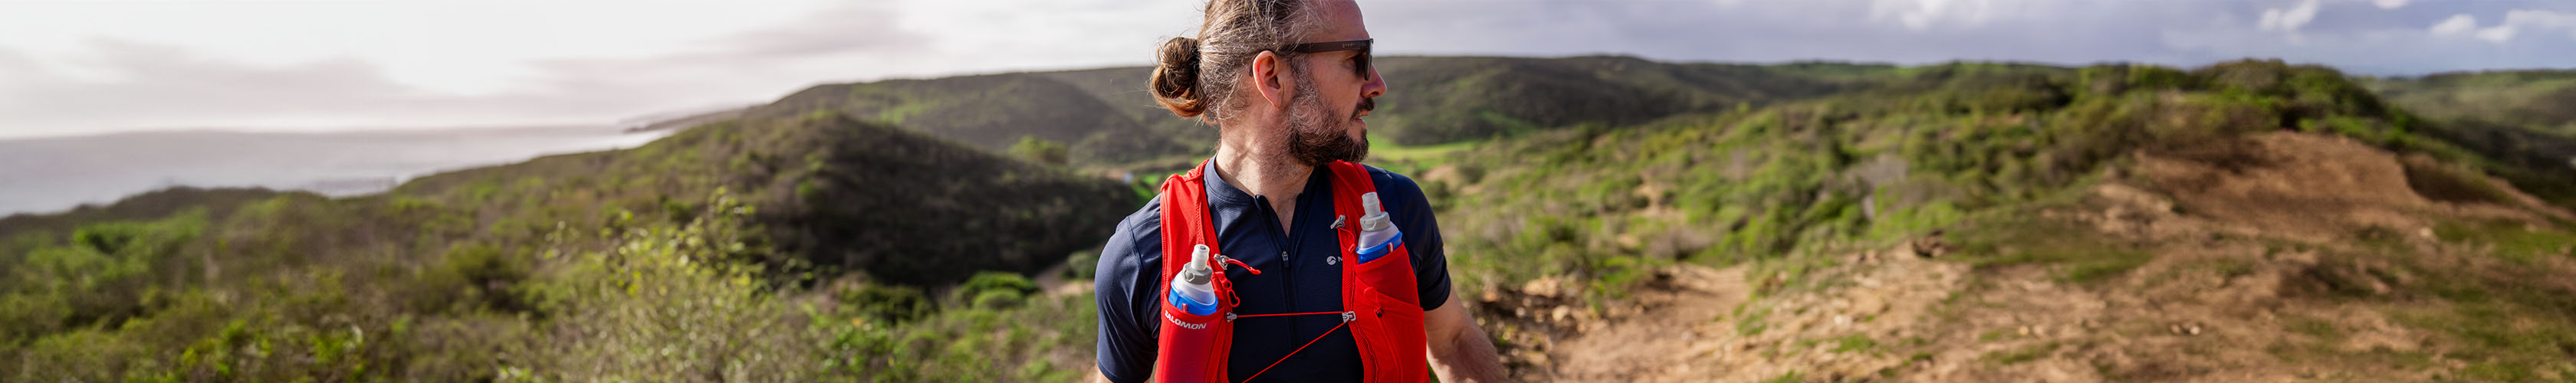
[0, 126, 672, 215]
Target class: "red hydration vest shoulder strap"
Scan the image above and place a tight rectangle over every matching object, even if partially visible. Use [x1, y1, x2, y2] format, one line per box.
[1323, 161, 1430, 383]
[1152, 162, 1234, 383]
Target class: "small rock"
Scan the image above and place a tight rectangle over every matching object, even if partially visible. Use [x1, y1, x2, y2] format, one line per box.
[1834, 315, 1852, 326]
[1522, 277, 1566, 298]
[1551, 306, 1573, 322]
[1910, 232, 1952, 258]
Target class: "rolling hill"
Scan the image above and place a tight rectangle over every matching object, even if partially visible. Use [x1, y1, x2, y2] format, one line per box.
[756, 56, 1900, 170]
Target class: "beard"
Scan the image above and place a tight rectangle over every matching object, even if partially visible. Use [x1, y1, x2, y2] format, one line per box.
[1282, 76, 1372, 167]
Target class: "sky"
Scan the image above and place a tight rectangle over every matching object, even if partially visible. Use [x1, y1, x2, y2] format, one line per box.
[1, 0, 2571, 139]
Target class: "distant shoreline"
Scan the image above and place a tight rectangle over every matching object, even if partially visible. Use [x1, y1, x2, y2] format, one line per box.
[0, 126, 672, 215]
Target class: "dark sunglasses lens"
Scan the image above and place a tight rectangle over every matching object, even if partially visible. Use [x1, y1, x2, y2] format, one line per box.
[1356, 49, 1372, 77]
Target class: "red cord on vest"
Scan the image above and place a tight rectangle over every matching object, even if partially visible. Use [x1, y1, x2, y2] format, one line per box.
[1222, 257, 1258, 274]
[1230, 310, 1343, 319]
[1240, 320, 1348, 383]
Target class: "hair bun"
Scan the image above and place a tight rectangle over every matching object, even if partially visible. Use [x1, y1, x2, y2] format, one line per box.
[1151, 37, 1207, 117]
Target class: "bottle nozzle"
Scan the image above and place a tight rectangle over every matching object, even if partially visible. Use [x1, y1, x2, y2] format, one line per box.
[1358, 192, 1390, 231]
[1181, 244, 1213, 284]
[1360, 192, 1383, 216]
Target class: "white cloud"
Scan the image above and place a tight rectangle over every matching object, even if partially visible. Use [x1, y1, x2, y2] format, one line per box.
[1869, 0, 2005, 31]
[2429, 15, 2479, 36]
[2258, 0, 2322, 32]
[2476, 25, 2518, 43]
[2446, 9, 2576, 44]
[0, 1, 856, 96]
[2500, 9, 2576, 40]
[2374, 0, 2407, 10]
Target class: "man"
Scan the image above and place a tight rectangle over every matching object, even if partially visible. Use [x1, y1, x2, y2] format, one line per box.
[1092, 0, 1507, 382]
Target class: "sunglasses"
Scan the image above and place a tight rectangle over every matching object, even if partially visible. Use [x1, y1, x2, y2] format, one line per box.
[1285, 38, 1372, 78]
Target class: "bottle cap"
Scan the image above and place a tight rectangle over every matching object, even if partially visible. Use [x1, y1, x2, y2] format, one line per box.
[1181, 244, 1212, 284]
[1358, 192, 1390, 231]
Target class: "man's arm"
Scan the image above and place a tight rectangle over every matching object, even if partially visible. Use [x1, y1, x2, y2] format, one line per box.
[1424, 292, 1507, 382]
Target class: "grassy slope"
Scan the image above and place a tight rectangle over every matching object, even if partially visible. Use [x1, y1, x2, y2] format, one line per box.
[2367, 70, 2576, 138]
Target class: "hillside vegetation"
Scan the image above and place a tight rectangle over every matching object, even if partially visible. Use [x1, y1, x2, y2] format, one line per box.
[2, 97, 1129, 379]
[2366, 70, 2576, 207]
[5, 57, 2575, 382]
[1424, 60, 2576, 381]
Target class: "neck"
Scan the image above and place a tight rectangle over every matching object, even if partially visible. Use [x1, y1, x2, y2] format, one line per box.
[1210, 133, 1315, 200]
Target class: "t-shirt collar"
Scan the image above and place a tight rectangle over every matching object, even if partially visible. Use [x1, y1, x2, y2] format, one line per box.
[1199, 159, 1330, 209]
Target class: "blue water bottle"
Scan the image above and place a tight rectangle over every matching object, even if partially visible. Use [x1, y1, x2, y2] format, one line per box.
[1167, 244, 1220, 316]
[1353, 192, 1403, 264]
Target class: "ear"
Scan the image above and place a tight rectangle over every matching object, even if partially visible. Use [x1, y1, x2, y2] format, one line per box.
[1250, 50, 1291, 110]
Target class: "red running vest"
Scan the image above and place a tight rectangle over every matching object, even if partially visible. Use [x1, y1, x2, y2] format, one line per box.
[1151, 159, 1429, 383]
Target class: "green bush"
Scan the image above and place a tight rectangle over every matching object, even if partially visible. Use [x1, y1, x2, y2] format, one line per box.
[840, 284, 937, 324]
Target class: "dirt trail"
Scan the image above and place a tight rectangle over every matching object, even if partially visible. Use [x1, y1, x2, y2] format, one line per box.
[1543, 265, 1750, 382]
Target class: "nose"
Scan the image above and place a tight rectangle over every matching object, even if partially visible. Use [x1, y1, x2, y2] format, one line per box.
[1361, 66, 1386, 100]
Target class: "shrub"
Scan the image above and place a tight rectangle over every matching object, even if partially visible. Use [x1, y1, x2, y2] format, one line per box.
[840, 284, 937, 324]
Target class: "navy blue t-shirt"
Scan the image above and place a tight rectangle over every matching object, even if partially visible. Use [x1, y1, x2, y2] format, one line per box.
[1093, 161, 1451, 383]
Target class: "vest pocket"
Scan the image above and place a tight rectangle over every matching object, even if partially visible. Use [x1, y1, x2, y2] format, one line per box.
[1350, 242, 1419, 306]
[1363, 285, 1429, 381]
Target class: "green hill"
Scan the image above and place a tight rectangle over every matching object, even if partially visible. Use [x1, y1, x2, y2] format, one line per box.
[2367, 70, 2576, 138]
[765, 57, 1896, 170]
[2365, 70, 2576, 207]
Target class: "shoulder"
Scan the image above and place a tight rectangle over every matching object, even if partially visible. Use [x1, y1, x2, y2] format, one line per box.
[1102, 195, 1165, 267]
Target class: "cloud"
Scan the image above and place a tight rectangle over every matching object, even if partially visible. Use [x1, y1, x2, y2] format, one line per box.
[2429, 14, 2479, 36]
[2498, 9, 2576, 41]
[2432, 9, 2576, 44]
[0, 0, 1192, 138]
[1868, 0, 2007, 31]
[2259, 0, 2323, 32]
[2477, 28, 2518, 43]
[2374, 0, 2408, 10]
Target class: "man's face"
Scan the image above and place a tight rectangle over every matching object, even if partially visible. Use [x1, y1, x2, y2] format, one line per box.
[1280, 0, 1386, 167]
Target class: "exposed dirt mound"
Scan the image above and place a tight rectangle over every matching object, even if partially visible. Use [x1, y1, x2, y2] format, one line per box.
[2128, 133, 2561, 242]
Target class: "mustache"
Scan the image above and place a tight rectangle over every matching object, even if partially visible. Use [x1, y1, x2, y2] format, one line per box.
[1354, 97, 1375, 118]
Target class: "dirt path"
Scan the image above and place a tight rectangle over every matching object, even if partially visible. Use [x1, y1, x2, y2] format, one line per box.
[1033, 261, 1090, 296]
[1543, 265, 1750, 382]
